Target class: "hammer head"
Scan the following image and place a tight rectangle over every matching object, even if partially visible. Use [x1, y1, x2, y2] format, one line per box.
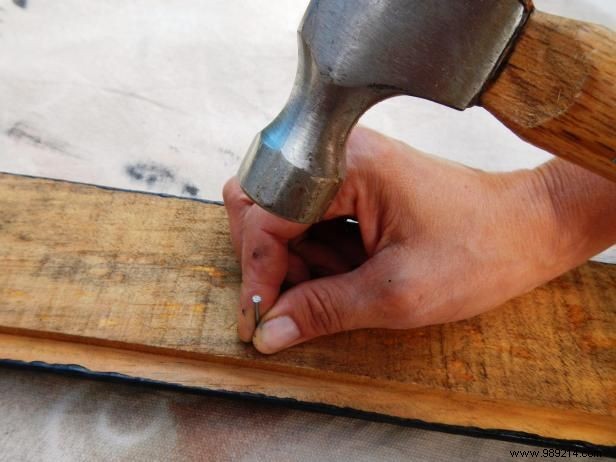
[239, 0, 532, 223]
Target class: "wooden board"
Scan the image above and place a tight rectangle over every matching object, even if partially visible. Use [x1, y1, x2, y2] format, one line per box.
[0, 172, 614, 448]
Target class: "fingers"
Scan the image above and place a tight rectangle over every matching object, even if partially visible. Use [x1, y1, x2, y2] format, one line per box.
[222, 177, 251, 261]
[224, 126, 397, 345]
[238, 204, 309, 341]
[225, 176, 362, 342]
[252, 256, 395, 354]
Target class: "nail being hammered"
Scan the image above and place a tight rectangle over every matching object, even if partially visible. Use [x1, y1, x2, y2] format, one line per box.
[252, 294, 262, 325]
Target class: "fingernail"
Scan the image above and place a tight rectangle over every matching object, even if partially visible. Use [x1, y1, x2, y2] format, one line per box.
[255, 316, 300, 353]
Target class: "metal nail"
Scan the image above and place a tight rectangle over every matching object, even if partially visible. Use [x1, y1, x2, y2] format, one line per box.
[252, 294, 262, 325]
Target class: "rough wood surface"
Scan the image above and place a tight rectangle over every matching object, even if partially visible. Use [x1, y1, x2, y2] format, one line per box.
[0, 172, 614, 446]
[482, 11, 616, 182]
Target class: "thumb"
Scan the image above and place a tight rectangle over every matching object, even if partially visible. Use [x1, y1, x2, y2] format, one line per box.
[252, 263, 382, 354]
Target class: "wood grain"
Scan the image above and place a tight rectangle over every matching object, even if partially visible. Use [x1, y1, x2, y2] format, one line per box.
[482, 11, 616, 182]
[0, 172, 614, 446]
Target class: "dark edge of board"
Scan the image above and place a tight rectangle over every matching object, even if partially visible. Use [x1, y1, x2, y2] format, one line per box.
[1, 360, 613, 458]
[0, 171, 225, 206]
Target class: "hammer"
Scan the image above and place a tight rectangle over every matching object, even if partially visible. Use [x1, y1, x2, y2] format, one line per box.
[238, 0, 616, 224]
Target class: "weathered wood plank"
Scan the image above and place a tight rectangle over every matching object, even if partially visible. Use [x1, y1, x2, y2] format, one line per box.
[0, 172, 614, 445]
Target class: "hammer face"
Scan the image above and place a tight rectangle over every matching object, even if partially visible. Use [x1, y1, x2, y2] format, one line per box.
[238, 132, 343, 224]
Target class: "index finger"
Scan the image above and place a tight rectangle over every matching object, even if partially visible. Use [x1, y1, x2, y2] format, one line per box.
[238, 204, 309, 341]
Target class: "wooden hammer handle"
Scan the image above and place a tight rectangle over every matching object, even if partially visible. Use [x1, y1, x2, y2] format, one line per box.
[481, 11, 616, 182]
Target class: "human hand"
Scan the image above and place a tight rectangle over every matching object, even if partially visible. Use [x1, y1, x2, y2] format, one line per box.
[223, 126, 616, 354]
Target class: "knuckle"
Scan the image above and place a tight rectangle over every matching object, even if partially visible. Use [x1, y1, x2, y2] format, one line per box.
[301, 286, 345, 336]
[223, 177, 250, 208]
[378, 282, 424, 328]
[222, 178, 235, 202]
